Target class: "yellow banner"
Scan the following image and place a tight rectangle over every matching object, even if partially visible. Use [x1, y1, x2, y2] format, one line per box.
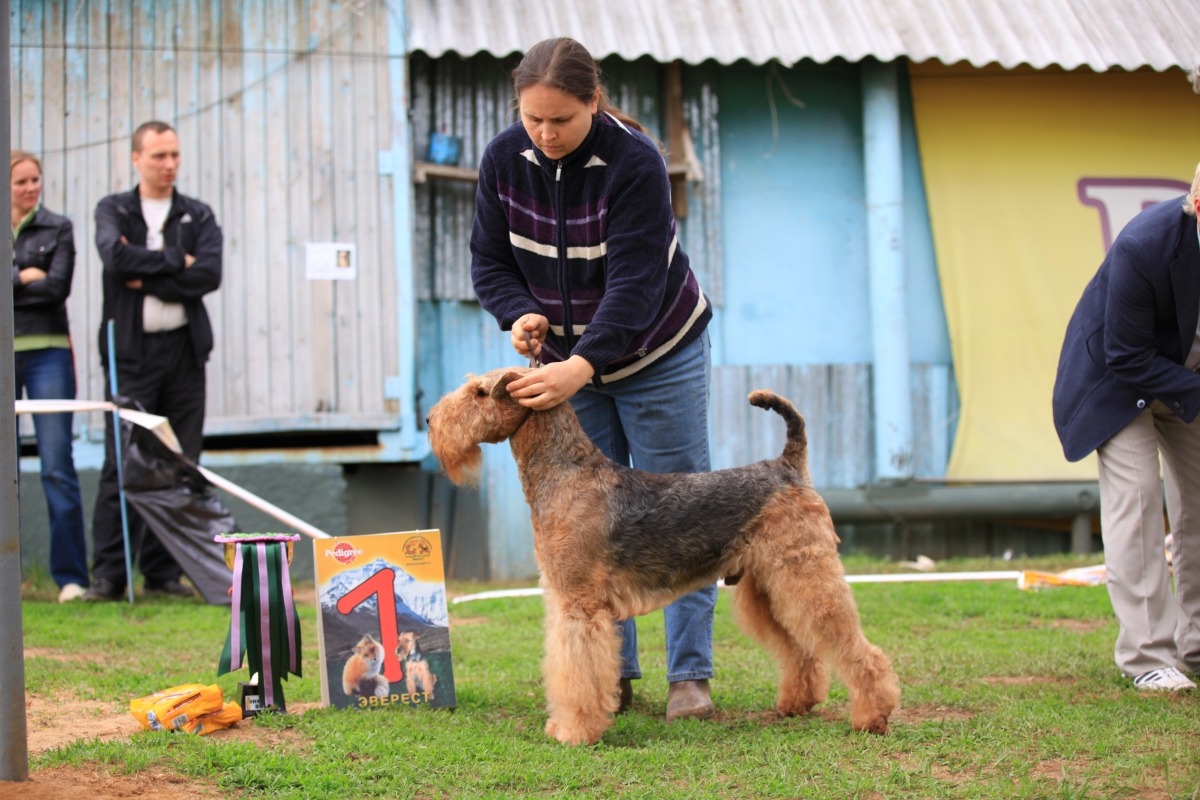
[910, 64, 1200, 479]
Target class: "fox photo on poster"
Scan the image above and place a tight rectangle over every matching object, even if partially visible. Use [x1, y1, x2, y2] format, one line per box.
[314, 531, 457, 710]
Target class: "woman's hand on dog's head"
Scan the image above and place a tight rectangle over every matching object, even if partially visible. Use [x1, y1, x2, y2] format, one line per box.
[504, 356, 595, 410]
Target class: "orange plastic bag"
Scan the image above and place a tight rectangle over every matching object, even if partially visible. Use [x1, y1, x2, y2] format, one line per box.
[179, 701, 243, 735]
[130, 684, 225, 732]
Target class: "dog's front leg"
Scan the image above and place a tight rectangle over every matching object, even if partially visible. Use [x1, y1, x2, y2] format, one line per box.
[541, 589, 622, 745]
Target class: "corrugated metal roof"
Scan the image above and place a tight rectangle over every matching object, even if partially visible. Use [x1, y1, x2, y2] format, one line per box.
[407, 0, 1200, 72]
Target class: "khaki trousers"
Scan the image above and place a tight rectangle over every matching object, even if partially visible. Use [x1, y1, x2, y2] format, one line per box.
[1097, 401, 1200, 677]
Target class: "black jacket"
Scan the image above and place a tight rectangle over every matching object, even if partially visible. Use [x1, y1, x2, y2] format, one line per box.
[1053, 197, 1200, 461]
[11, 206, 75, 338]
[94, 186, 222, 368]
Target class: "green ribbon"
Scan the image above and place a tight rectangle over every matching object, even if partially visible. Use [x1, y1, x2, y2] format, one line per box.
[217, 542, 302, 709]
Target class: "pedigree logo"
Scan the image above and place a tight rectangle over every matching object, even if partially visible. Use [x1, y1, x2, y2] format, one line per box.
[326, 541, 363, 565]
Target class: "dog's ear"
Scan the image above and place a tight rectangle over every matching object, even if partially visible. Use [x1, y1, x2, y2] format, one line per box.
[490, 371, 523, 401]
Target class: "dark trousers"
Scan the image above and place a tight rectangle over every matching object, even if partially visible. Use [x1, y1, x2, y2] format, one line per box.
[91, 328, 206, 587]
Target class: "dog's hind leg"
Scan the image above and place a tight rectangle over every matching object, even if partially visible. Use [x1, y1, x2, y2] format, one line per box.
[763, 560, 900, 734]
[541, 589, 623, 745]
[733, 572, 828, 716]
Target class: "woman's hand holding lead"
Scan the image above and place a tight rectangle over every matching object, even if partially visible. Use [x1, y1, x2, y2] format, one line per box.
[511, 314, 549, 360]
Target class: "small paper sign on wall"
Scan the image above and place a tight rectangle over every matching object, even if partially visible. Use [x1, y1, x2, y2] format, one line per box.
[305, 242, 356, 280]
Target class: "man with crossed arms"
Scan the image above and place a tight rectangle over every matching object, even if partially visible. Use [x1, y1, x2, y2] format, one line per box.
[83, 121, 222, 601]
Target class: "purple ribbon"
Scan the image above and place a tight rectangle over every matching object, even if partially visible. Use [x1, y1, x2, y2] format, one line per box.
[228, 544, 245, 671]
[257, 543, 274, 708]
[280, 546, 298, 673]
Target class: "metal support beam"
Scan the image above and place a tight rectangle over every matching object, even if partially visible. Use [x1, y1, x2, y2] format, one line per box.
[819, 482, 1101, 524]
[0, 0, 30, 779]
[862, 60, 913, 481]
[1071, 513, 1093, 554]
[386, 0, 427, 461]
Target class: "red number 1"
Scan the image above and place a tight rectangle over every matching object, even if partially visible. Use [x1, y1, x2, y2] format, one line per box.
[336, 568, 403, 682]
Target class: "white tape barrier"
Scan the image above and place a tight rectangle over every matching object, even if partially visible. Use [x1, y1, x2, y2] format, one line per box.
[14, 399, 116, 414]
[15, 399, 331, 540]
[449, 587, 546, 604]
[844, 570, 1021, 583]
[451, 570, 1033, 604]
[196, 466, 331, 540]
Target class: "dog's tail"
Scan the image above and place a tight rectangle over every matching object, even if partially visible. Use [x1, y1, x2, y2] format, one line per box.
[748, 390, 810, 483]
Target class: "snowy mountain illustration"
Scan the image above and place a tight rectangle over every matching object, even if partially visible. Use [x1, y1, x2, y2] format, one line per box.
[318, 557, 449, 628]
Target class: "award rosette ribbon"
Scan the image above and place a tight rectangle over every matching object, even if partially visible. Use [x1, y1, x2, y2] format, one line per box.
[216, 533, 303, 713]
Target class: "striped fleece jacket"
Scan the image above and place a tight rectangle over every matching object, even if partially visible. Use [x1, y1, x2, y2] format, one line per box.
[470, 112, 711, 385]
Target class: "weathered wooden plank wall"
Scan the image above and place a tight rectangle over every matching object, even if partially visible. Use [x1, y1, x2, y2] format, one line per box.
[10, 0, 400, 439]
[710, 363, 958, 486]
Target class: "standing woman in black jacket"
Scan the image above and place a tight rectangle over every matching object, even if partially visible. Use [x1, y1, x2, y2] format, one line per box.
[10, 150, 89, 602]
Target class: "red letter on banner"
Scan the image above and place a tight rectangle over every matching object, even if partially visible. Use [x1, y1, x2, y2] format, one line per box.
[336, 568, 403, 682]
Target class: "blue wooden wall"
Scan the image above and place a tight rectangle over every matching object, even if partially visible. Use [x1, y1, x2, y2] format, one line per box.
[712, 59, 949, 367]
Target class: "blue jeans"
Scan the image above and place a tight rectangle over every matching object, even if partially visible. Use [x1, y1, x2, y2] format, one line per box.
[15, 347, 89, 588]
[569, 331, 716, 682]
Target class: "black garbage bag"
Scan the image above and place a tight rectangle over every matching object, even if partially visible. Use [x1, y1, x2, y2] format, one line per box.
[115, 399, 238, 605]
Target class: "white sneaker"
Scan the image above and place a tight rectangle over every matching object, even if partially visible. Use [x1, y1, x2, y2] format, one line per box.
[57, 583, 86, 603]
[1133, 667, 1196, 691]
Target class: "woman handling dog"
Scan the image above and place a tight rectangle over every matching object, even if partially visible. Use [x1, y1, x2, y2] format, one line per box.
[470, 37, 717, 722]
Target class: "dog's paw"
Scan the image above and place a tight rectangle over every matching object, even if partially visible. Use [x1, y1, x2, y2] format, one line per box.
[775, 699, 816, 718]
[850, 714, 889, 735]
[545, 716, 605, 746]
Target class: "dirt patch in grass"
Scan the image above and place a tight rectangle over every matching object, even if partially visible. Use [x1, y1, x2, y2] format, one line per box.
[23, 649, 108, 666]
[1028, 758, 1080, 780]
[25, 695, 141, 754]
[1050, 619, 1110, 633]
[981, 675, 1073, 686]
[929, 763, 972, 785]
[0, 765, 221, 798]
[207, 702, 319, 749]
[889, 704, 976, 724]
[710, 709, 785, 727]
[25, 693, 320, 754]
[449, 616, 488, 629]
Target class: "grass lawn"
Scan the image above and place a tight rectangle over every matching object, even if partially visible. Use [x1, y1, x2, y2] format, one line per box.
[16, 555, 1200, 798]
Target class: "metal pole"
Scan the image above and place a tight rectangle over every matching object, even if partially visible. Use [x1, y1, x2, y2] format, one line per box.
[0, 0, 31, 779]
[1071, 513, 1093, 554]
[386, 0, 417, 454]
[863, 59, 914, 481]
[106, 321, 135, 603]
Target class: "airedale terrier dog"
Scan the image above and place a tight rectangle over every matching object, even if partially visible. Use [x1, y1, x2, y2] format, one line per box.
[427, 367, 900, 746]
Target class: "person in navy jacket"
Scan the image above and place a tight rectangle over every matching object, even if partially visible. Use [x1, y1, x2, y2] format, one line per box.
[471, 38, 716, 722]
[1053, 167, 1200, 691]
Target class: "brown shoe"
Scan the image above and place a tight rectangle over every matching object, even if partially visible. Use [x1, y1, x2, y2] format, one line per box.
[666, 679, 714, 722]
[616, 678, 634, 715]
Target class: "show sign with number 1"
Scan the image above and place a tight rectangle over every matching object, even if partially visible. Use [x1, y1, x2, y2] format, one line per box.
[314, 531, 457, 710]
